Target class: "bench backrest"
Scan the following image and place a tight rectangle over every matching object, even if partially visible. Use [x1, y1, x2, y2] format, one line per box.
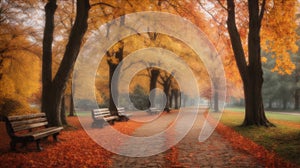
[4, 113, 48, 136]
[117, 107, 125, 113]
[150, 107, 160, 111]
[91, 108, 111, 119]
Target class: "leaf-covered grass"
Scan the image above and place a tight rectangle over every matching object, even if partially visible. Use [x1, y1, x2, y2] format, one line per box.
[220, 108, 300, 165]
[0, 116, 142, 167]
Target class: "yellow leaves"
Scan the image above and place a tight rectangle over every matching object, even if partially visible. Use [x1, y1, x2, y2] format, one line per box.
[261, 0, 299, 75]
[271, 56, 296, 75]
[0, 51, 41, 104]
[0, 75, 15, 98]
[261, 56, 268, 63]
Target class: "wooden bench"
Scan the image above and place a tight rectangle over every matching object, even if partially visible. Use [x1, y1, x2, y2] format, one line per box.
[91, 108, 119, 128]
[146, 107, 162, 115]
[117, 107, 132, 121]
[4, 113, 63, 151]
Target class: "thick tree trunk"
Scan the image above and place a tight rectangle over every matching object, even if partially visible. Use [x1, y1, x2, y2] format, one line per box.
[45, 86, 62, 126]
[42, 0, 56, 114]
[60, 95, 67, 125]
[69, 93, 75, 116]
[108, 62, 118, 116]
[149, 69, 160, 108]
[107, 43, 124, 116]
[227, 0, 272, 126]
[243, 75, 270, 126]
[42, 0, 90, 126]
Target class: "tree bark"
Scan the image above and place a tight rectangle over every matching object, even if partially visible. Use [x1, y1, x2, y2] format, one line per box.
[42, 0, 56, 114]
[227, 0, 272, 126]
[213, 91, 219, 112]
[295, 89, 299, 110]
[107, 42, 124, 116]
[149, 69, 160, 108]
[108, 61, 118, 116]
[162, 77, 172, 112]
[42, 0, 90, 126]
[282, 99, 288, 110]
[174, 89, 179, 109]
[169, 89, 173, 108]
[69, 92, 75, 116]
[268, 99, 273, 109]
[213, 82, 219, 112]
[60, 95, 67, 125]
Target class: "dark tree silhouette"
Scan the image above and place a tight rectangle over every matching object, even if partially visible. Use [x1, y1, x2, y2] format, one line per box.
[226, 0, 272, 126]
[42, 0, 90, 126]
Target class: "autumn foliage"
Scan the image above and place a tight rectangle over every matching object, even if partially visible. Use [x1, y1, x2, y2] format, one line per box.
[204, 112, 298, 168]
[0, 117, 141, 168]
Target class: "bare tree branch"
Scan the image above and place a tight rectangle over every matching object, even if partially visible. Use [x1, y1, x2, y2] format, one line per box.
[197, 0, 222, 25]
[91, 2, 115, 8]
[216, 0, 228, 10]
[259, 0, 266, 26]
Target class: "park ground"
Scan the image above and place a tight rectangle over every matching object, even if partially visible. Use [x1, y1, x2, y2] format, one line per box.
[0, 108, 299, 168]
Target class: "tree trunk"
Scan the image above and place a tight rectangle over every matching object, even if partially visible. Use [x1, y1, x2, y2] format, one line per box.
[42, 0, 56, 114]
[227, 0, 272, 126]
[282, 99, 288, 110]
[178, 91, 181, 108]
[163, 80, 171, 112]
[149, 69, 160, 108]
[69, 92, 75, 116]
[107, 42, 124, 116]
[213, 82, 219, 112]
[243, 75, 270, 126]
[60, 95, 67, 125]
[295, 89, 299, 110]
[42, 0, 58, 125]
[213, 91, 219, 112]
[42, 0, 90, 126]
[108, 61, 118, 116]
[173, 89, 180, 109]
[268, 99, 273, 109]
[169, 89, 174, 108]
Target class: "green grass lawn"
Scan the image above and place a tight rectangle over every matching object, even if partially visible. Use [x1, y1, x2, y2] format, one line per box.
[224, 107, 300, 123]
[221, 107, 300, 165]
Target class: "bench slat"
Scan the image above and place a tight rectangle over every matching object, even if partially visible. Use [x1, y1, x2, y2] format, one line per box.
[93, 111, 110, 115]
[104, 116, 118, 121]
[13, 122, 48, 132]
[4, 113, 63, 151]
[17, 127, 63, 140]
[8, 113, 46, 121]
[11, 118, 47, 127]
[92, 108, 109, 112]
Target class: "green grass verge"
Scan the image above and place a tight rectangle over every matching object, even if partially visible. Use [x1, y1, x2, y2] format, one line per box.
[221, 108, 300, 165]
[224, 107, 300, 123]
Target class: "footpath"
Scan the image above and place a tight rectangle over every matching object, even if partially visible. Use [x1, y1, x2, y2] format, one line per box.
[111, 109, 263, 168]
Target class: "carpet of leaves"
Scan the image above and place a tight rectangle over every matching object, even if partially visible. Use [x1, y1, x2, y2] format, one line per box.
[0, 117, 142, 168]
[204, 112, 299, 168]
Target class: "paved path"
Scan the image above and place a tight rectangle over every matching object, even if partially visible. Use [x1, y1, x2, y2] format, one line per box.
[111, 109, 263, 167]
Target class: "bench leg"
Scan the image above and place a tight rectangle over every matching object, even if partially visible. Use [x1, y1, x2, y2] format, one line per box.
[10, 141, 16, 151]
[92, 121, 104, 128]
[36, 140, 43, 151]
[108, 120, 114, 125]
[119, 116, 129, 122]
[21, 142, 27, 148]
[53, 133, 59, 142]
